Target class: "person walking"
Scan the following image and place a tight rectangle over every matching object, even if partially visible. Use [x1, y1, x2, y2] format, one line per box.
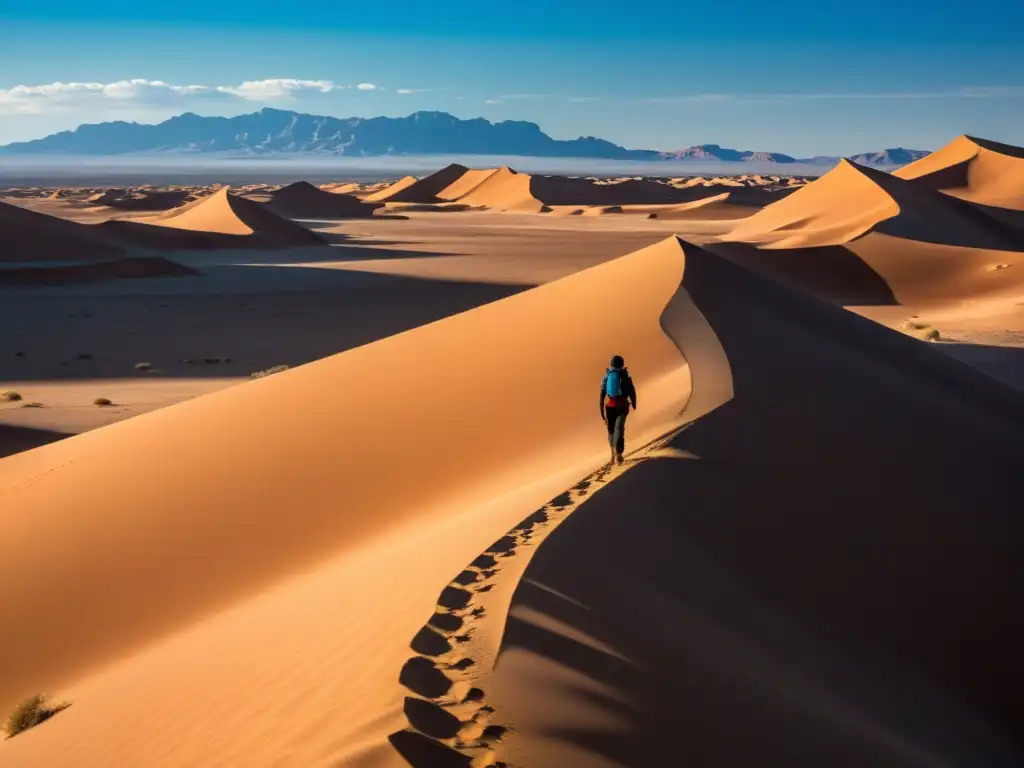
[600, 355, 637, 465]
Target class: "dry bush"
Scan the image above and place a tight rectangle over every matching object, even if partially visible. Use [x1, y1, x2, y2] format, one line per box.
[94, 398, 113, 407]
[134, 362, 153, 371]
[250, 364, 290, 379]
[4, 695, 70, 739]
[1, 391, 22, 402]
[900, 319, 941, 342]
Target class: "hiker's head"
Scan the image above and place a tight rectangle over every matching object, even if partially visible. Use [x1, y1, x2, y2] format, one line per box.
[610, 355, 625, 369]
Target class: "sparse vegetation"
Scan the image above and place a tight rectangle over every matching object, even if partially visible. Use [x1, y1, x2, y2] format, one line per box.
[134, 362, 153, 371]
[250, 364, 290, 379]
[94, 398, 113, 407]
[21, 402, 44, 409]
[1, 391, 22, 402]
[4, 694, 70, 739]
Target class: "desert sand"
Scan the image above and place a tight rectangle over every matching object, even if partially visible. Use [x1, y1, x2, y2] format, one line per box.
[1, 143, 1022, 767]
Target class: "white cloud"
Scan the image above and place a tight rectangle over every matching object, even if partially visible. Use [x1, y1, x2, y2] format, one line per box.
[397, 88, 435, 95]
[0, 78, 386, 115]
[484, 99, 503, 105]
[568, 96, 600, 103]
[216, 79, 344, 100]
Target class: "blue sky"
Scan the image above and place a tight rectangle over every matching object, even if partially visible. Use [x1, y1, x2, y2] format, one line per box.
[1, 0, 1022, 155]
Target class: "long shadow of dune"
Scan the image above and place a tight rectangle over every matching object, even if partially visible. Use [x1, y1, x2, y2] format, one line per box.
[0, 265, 526, 383]
[0, 424, 72, 459]
[493, 244, 1024, 766]
[933, 341, 1024, 392]
[707, 240, 898, 305]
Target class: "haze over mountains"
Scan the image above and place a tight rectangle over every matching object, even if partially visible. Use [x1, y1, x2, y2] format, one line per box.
[0, 108, 929, 166]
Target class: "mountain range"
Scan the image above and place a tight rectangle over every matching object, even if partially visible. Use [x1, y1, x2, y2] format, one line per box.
[0, 108, 930, 166]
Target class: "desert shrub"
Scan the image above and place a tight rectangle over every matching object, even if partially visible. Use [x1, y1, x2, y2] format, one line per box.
[94, 398, 113, 407]
[900, 319, 940, 342]
[4, 694, 70, 738]
[250, 364, 290, 379]
[134, 362, 153, 371]
[1, 391, 22, 402]
[21, 402, 44, 409]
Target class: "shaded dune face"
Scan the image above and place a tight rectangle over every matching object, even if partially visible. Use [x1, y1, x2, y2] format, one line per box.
[487, 241, 1024, 768]
[262, 181, 384, 219]
[0, 199, 125, 262]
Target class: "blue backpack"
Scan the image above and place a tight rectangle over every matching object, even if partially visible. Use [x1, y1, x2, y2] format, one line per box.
[605, 368, 624, 398]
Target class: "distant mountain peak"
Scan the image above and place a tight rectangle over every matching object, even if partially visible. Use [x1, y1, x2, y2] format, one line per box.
[0, 110, 932, 166]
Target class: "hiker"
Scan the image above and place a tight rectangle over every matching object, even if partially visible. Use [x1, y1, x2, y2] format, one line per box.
[600, 355, 637, 465]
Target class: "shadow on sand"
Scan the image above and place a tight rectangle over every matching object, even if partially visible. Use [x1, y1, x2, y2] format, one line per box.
[489, 248, 1024, 766]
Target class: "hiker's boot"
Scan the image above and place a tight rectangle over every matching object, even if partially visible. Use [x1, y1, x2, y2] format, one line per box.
[615, 453, 624, 465]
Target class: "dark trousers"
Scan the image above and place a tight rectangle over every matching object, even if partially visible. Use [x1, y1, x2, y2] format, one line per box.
[605, 406, 629, 456]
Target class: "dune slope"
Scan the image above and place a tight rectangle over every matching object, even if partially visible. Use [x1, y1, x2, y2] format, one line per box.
[0, 238, 702, 767]
[895, 135, 1024, 210]
[729, 159, 1022, 250]
[482, 240, 1024, 767]
[154, 186, 324, 242]
[0, 199, 125, 262]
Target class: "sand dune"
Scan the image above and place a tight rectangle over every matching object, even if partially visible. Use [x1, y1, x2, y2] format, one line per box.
[363, 176, 419, 202]
[262, 181, 383, 219]
[0, 199, 124, 263]
[729, 158, 1022, 249]
[896, 135, 1024, 210]
[102, 187, 325, 248]
[436, 167, 501, 201]
[0, 237, 701, 767]
[476, 240, 1023, 767]
[365, 164, 471, 204]
[457, 166, 550, 212]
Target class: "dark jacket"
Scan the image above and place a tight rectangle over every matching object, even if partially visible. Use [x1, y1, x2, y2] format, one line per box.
[600, 367, 637, 417]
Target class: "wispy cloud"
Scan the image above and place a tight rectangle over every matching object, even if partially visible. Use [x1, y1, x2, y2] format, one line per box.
[568, 96, 600, 103]
[484, 99, 503, 105]
[396, 88, 437, 95]
[644, 87, 1024, 104]
[0, 78, 381, 114]
[497, 93, 549, 100]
